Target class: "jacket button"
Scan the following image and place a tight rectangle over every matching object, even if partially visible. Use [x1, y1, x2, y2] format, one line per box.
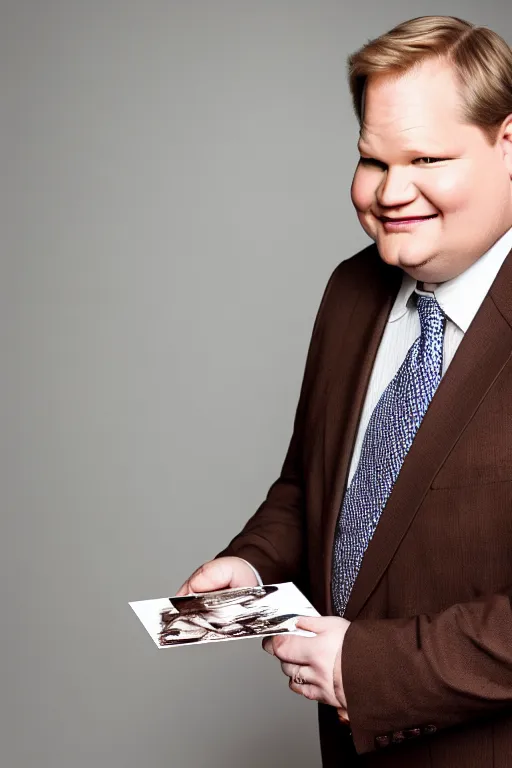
[375, 734, 391, 749]
[392, 730, 405, 744]
[403, 727, 422, 739]
[422, 724, 437, 736]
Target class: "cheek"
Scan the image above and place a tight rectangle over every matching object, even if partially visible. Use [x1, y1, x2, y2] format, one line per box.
[351, 168, 374, 211]
[422, 164, 482, 215]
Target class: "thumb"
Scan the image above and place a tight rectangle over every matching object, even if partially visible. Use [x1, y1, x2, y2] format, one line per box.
[175, 556, 258, 597]
[189, 560, 234, 592]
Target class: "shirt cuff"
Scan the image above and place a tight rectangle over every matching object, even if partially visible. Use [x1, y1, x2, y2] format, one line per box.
[239, 558, 264, 585]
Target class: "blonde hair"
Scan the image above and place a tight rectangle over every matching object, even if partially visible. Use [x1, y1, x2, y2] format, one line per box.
[348, 16, 512, 143]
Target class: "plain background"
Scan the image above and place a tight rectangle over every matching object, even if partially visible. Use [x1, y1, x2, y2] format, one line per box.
[2, 1, 511, 766]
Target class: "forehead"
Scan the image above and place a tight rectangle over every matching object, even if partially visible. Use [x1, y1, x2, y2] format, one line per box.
[360, 60, 464, 148]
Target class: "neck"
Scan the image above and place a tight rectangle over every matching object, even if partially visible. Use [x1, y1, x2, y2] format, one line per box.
[418, 281, 438, 293]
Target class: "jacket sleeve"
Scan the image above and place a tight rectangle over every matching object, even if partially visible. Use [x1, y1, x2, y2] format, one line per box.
[215, 266, 340, 589]
[342, 593, 512, 754]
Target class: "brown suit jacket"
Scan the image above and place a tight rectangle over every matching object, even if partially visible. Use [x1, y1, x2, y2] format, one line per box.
[218, 242, 512, 767]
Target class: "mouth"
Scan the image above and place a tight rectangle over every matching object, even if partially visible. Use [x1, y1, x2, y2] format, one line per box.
[378, 214, 439, 229]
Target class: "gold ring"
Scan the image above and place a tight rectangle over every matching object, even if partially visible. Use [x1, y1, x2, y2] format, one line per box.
[294, 670, 307, 685]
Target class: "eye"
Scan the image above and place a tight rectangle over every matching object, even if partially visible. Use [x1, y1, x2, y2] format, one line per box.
[358, 156, 387, 170]
[414, 157, 445, 165]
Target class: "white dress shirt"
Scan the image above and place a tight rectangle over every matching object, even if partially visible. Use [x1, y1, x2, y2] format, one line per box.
[347, 226, 512, 486]
[242, 225, 512, 586]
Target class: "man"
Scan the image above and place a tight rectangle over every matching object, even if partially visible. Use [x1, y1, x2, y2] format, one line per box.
[177, 15, 512, 767]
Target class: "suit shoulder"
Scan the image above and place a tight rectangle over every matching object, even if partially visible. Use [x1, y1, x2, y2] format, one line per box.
[321, 242, 398, 302]
[330, 242, 386, 285]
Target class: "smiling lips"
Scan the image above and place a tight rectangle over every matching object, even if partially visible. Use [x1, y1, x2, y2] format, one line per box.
[379, 214, 439, 230]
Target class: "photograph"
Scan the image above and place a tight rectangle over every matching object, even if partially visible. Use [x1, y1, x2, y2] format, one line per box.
[130, 583, 320, 648]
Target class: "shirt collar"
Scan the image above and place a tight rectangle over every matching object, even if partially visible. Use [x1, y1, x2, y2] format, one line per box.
[388, 272, 416, 322]
[388, 226, 512, 331]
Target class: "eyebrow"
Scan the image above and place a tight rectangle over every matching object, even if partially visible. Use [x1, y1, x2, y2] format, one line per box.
[358, 124, 448, 157]
[357, 142, 447, 158]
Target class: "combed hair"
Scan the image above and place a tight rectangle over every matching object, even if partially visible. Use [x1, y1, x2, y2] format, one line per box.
[348, 16, 512, 143]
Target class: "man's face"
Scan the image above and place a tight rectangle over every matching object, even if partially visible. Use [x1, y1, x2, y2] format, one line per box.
[351, 59, 512, 283]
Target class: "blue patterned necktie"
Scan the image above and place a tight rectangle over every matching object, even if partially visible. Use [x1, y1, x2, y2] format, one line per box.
[332, 293, 446, 616]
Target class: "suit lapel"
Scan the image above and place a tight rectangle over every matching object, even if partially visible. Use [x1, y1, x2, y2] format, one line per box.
[341, 248, 512, 621]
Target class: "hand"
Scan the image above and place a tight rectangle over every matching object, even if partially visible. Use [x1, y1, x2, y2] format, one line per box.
[262, 616, 351, 716]
[175, 556, 259, 596]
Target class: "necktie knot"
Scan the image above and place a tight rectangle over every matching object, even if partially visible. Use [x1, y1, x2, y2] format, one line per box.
[416, 293, 445, 339]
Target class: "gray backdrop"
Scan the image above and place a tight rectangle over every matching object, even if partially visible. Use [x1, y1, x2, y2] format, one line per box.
[2, 1, 510, 766]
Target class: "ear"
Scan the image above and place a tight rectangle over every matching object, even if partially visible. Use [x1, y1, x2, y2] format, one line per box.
[499, 114, 512, 177]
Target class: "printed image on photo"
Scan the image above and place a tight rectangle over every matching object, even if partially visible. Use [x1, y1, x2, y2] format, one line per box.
[159, 585, 298, 645]
[129, 582, 320, 648]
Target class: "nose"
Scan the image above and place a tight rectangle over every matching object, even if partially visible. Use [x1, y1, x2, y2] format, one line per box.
[376, 166, 417, 209]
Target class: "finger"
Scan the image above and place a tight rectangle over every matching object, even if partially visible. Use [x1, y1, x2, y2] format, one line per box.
[294, 616, 325, 634]
[175, 567, 205, 597]
[283, 663, 319, 689]
[298, 684, 318, 701]
[280, 662, 300, 679]
[270, 634, 310, 665]
[188, 562, 231, 593]
[175, 581, 193, 597]
[288, 678, 318, 701]
[337, 708, 350, 725]
[262, 636, 275, 655]
[178, 561, 233, 596]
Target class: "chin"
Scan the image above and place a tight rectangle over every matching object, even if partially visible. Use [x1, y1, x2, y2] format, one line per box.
[400, 259, 451, 284]
[379, 244, 437, 273]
